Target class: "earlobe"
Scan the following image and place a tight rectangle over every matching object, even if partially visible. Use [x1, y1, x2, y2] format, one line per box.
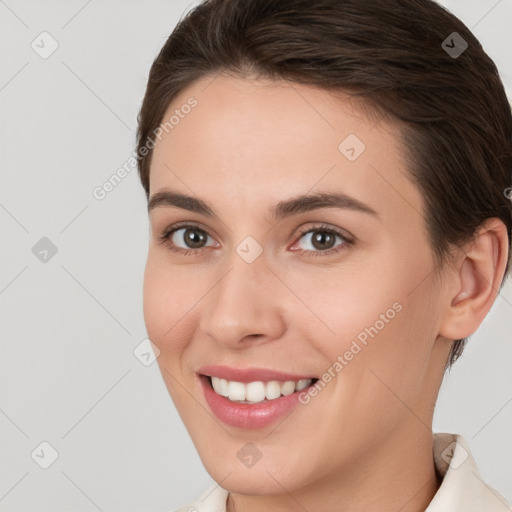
[438, 218, 509, 341]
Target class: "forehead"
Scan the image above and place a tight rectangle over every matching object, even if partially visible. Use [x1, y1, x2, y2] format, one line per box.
[153, 73, 393, 158]
[148, 73, 422, 227]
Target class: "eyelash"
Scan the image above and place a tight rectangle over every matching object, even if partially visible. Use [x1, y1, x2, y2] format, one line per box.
[156, 221, 353, 258]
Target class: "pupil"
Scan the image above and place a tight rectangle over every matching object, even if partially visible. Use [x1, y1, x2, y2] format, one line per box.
[313, 231, 334, 250]
[186, 229, 205, 248]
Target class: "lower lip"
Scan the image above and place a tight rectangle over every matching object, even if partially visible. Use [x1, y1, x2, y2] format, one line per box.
[199, 375, 310, 429]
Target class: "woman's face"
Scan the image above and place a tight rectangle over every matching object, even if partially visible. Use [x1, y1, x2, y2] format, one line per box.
[143, 74, 452, 494]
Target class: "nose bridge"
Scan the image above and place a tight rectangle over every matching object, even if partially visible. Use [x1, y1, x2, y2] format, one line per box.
[200, 246, 284, 347]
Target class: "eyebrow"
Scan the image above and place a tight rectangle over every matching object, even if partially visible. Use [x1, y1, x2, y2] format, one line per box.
[148, 188, 380, 223]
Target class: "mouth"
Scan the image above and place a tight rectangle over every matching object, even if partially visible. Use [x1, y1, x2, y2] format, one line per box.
[206, 375, 318, 403]
[196, 366, 319, 429]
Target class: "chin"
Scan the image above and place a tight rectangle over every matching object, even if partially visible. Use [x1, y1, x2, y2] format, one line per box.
[194, 441, 316, 496]
[205, 462, 301, 495]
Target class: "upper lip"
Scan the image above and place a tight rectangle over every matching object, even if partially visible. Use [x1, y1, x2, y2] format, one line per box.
[197, 365, 317, 383]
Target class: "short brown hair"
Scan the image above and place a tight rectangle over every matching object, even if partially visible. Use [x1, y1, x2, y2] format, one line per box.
[136, 0, 512, 369]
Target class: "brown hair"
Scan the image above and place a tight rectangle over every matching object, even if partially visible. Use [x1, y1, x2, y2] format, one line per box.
[136, 0, 512, 369]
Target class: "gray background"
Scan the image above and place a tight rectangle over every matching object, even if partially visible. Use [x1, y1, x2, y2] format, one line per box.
[1, 1, 511, 510]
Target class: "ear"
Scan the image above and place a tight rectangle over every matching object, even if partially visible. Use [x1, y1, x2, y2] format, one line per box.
[438, 218, 510, 340]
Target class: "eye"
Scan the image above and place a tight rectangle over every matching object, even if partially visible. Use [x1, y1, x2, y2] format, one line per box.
[157, 222, 218, 256]
[157, 221, 353, 258]
[291, 223, 353, 257]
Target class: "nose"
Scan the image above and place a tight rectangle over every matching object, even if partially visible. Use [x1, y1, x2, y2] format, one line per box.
[199, 251, 286, 350]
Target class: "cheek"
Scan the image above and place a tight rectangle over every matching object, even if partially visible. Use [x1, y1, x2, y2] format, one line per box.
[282, 261, 404, 357]
[303, 253, 437, 410]
[142, 254, 202, 346]
[330, 289, 438, 433]
[142, 258, 201, 409]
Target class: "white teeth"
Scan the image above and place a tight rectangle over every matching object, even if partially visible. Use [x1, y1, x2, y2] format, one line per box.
[211, 376, 223, 395]
[211, 377, 229, 397]
[265, 381, 281, 400]
[210, 376, 313, 403]
[295, 379, 310, 391]
[246, 381, 266, 403]
[218, 378, 229, 397]
[228, 381, 246, 401]
[280, 381, 296, 396]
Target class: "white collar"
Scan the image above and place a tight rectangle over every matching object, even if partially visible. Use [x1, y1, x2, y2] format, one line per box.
[175, 433, 512, 512]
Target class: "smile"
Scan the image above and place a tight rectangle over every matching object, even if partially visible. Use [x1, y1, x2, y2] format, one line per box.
[210, 376, 313, 403]
[197, 366, 319, 428]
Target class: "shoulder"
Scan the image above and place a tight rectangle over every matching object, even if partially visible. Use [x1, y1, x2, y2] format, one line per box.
[429, 432, 512, 512]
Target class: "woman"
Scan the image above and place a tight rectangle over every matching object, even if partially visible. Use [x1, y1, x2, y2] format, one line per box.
[136, 0, 512, 510]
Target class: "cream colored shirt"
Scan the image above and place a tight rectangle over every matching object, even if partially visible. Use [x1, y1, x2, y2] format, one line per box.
[173, 432, 512, 511]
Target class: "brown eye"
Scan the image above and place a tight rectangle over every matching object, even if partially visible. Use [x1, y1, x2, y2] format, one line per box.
[297, 228, 344, 251]
[292, 223, 353, 258]
[306, 230, 338, 251]
[157, 223, 217, 256]
[174, 227, 209, 249]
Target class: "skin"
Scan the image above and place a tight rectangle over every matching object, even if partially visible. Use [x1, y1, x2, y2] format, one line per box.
[142, 73, 509, 512]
